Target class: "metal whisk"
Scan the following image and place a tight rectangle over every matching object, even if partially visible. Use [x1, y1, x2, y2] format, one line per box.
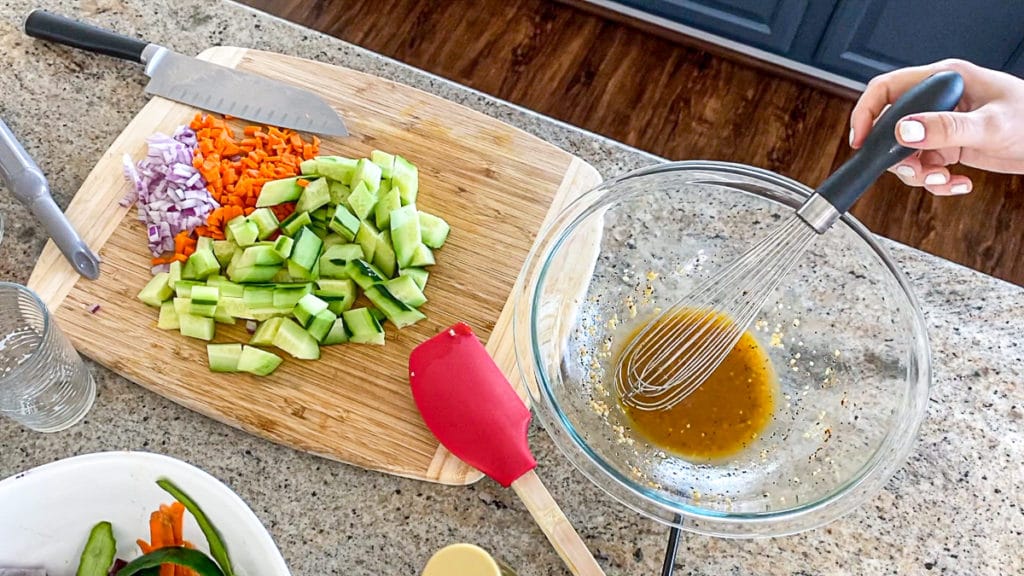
[617, 71, 964, 412]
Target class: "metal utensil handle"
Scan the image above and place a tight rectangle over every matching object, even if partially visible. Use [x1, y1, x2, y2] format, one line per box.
[660, 526, 682, 576]
[25, 9, 148, 62]
[816, 70, 964, 214]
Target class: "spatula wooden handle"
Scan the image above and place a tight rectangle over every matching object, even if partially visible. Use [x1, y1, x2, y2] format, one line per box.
[511, 470, 606, 576]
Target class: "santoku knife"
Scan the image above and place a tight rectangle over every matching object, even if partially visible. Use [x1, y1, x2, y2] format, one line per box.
[25, 10, 349, 137]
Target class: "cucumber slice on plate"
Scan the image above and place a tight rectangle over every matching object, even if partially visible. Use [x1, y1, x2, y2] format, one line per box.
[207, 343, 243, 372]
[342, 307, 385, 345]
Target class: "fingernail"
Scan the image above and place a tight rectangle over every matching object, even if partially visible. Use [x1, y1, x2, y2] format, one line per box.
[924, 173, 947, 186]
[950, 183, 970, 195]
[895, 165, 915, 178]
[899, 120, 926, 142]
[849, 126, 855, 147]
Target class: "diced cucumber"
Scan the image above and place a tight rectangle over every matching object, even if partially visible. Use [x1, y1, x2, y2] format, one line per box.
[392, 155, 418, 205]
[373, 229, 397, 278]
[300, 158, 319, 175]
[181, 256, 198, 280]
[315, 278, 357, 314]
[398, 267, 429, 291]
[207, 343, 242, 372]
[346, 259, 387, 290]
[237, 245, 284, 267]
[364, 285, 426, 328]
[294, 293, 329, 327]
[138, 272, 173, 307]
[329, 204, 361, 242]
[322, 233, 347, 249]
[172, 297, 190, 316]
[250, 317, 284, 346]
[157, 301, 180, 330]
[272, 266, 300, 283]
[287, 260, 314, 281]
[212, 241, 236, 268]
[295, 177, 330, 213]
[174, 280, 203, 299]
[196, 236, 214, 252]
[289, 227, 323, 272]
[179, 313, 215, 341]
[355, 219, 379, 263]
[386, 275, 427, 308]
[256, 176, 304, 207]
[238, 345, 283, 376]
[322, 317, 349, 345]
[247, 208, 280, 240]
[189, 301, 217, 318]
[369, 307, 387, 325]
[227, 218, 260, 247]
[227, 264, 280, 284]
[190, 285, 220, 305]
[311, 206, 331, 223]
[347, 181, 378, 221]
[318, 243, 363, 279]
[244, 286, 275, 308]
[342, 308, 385, 345]
[315, 156, 359, 184]
[307, 309, 337, 343]
[272, 318, 320, 360]
[219, 296, 248, 318]
[273, 235, 294, 259]
[310, 222, 329, 239]
[351, 158, 383, 193]
[205, 277, 244, 298]
[371, 150, 396, 182]
[329, 181, 350, 205]
[374, 186, 401, 230]
[390, 205, 421, 267]
[409, 243, 436, 267]
[280, 210, 313, 237]
[213, 305, 235, 324]
[168, 260, 182, 289]
[418, 211, 450, 249]
[187, 249, 221, 279]
[273, 284, 313, 309]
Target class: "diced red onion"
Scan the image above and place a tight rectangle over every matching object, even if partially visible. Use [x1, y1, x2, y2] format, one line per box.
[151, 264, 170, 274]
[245, 320, 258, 333]
[122, 126, 219, 262]
[88, 304, 101, 314]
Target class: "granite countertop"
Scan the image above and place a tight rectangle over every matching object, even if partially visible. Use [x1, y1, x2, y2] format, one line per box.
[0, 1, 1021, 574]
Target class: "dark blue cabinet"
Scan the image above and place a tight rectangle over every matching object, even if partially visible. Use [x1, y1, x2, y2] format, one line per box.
[814, 0, 1024, 81]
[604, 0, 1024, 83]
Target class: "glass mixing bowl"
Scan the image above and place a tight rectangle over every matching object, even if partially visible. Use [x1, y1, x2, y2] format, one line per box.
[513, 161, 931, 537]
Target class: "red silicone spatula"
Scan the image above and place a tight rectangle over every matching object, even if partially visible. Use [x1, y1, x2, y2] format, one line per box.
[410, 322, 606, 576]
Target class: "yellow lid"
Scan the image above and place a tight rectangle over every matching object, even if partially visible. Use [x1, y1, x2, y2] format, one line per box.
[421, 543, 505, 576]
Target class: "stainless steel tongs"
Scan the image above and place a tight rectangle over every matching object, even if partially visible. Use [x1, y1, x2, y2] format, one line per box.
[0, 119, 100, 279]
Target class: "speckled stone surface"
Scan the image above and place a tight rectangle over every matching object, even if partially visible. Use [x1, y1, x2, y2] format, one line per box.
[0, 1, 1021, 575]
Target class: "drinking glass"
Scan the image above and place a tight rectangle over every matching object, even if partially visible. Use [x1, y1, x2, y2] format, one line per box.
[0, 282, 94, 432]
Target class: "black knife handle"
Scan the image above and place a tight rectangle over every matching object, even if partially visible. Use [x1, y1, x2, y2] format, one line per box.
[25, 10, 148, 63]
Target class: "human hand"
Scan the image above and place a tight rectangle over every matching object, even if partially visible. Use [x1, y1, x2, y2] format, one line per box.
[850, 59, 1024, 195]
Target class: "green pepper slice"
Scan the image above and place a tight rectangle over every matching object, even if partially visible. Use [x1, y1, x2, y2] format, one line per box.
[76, 521, 117, 576]
[156, 478, 234, 576]
[115, 547, 224, 576]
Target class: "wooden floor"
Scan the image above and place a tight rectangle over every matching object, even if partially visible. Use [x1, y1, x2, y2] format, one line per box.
[240, 0, 1024, 286]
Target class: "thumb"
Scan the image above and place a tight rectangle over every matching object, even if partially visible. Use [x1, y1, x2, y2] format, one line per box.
[895, 111, 989, 149]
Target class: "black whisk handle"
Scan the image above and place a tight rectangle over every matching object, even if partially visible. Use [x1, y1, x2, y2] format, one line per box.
[817, 70, 964, 215]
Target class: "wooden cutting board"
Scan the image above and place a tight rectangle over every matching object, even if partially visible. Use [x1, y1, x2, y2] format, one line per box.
[27, 47, 601, 485]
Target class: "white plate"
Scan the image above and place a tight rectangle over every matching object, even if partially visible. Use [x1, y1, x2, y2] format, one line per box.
[0, 451, 289, 576]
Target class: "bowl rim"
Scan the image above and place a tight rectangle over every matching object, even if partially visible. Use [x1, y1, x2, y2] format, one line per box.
[513, 160, 933, 537]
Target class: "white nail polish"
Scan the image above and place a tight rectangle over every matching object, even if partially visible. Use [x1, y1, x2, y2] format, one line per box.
[895, 166, 915, 178]
[950, 184, 970, 195]
[899, 120, 926, 142]
[849, 126, 855, 147]
[924, 173, 947, 186]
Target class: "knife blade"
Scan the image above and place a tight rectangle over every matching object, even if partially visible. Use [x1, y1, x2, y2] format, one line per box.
[24, 10, 349, 137]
